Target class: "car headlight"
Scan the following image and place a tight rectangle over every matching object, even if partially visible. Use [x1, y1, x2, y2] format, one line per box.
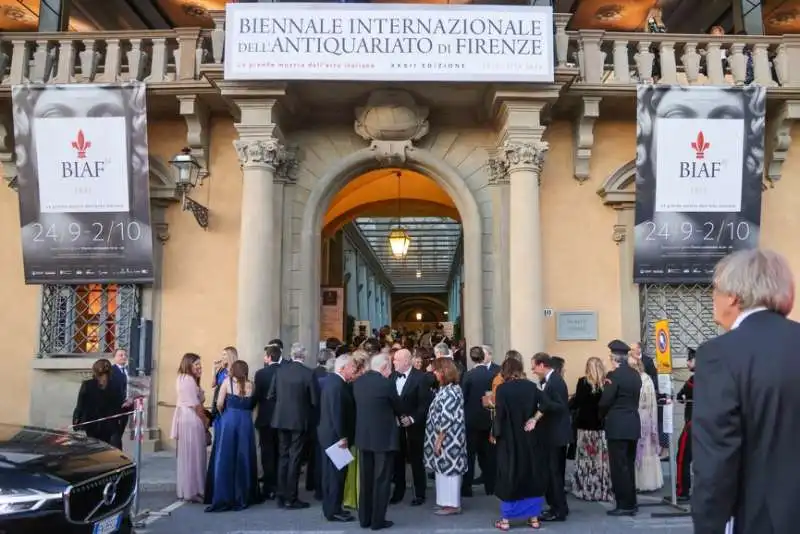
[0, 488, 61, 515]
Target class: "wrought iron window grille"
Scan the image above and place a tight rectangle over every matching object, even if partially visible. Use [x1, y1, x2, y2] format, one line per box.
[38, 284, 141, 357]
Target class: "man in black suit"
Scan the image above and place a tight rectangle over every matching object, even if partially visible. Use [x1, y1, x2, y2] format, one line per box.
[692, 249, 800, 534]
[352, 353, 403, 531]
[461, 345, 499, 497]
[318, 353, 356, 522]
[532, 352, 572, 522]
[389, 348, 432, 506]
[253, 344, 282, 499]
[267, 338, 286, 364]
[306, 347, 333, 498]
[267, 342, 318, 509]
[109, 348, 131, 448]
[599, 339, 642, 516]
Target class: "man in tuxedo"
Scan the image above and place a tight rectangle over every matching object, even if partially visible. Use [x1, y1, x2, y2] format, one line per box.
[390, 348, 432, 506]
[461, 345, 499, 497]
[318, 353, 356, 522]
[532, 352, 572, 522]
[352, 353, 403, 531]
[109, 348, 131, 448]
[693, 249, 800, 534]
[599, 340, 642, 517]
[268, 343, 318, 509]
[253, 344, 282, 499]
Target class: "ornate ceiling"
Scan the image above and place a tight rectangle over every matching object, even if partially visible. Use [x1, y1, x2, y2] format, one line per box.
[0, 0, 224, 32]
[763, 0, 800, 35]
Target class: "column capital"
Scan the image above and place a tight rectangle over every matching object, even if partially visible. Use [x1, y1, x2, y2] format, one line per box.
[234, 136, 285, 170]
[503, 140, 549, 177]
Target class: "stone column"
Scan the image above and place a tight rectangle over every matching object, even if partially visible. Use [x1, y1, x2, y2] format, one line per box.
[505, 141, 549, 357]
[488, 156, 511, 361]
[233, 136, 285, 368]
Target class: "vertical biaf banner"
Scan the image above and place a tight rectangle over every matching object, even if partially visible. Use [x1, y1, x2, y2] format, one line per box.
[13, 83, 154, 284]
[633, 85, 766, 283]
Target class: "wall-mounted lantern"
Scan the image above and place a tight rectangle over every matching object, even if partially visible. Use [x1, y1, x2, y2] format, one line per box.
[169, 147, 209, 229]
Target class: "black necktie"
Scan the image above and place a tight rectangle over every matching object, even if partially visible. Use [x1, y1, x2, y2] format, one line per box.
[398, 373, 407, 380]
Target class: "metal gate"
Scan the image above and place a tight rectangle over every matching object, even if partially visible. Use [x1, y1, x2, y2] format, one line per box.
[639, 284, 718, 359]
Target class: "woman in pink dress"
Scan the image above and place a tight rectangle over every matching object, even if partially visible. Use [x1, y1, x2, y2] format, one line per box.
[172, 353, 209, 502]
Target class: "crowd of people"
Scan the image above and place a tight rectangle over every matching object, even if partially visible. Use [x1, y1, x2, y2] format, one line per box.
[165, 325, 683, 530]
[73, 248, 800, 534]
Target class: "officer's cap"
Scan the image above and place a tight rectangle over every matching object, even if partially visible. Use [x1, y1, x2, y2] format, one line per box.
[608, 339, 631, 356]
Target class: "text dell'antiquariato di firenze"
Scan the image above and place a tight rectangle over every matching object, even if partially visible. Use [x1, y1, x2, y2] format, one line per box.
[237, 16, 546, 57]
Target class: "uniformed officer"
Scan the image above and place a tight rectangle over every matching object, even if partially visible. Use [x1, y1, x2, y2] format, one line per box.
[599, 339, 642, 516]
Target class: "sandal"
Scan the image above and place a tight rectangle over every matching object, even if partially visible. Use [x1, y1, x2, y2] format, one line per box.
[495, 518, 510, 531]
[528, 517, 541, 529]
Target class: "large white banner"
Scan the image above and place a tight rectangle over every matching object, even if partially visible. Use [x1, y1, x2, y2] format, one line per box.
[225, 3, 554, 82]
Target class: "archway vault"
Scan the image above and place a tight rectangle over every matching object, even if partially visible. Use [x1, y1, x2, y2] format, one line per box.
[298, 147, 484, 353]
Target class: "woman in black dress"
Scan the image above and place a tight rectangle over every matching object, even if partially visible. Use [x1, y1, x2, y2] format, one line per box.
[493, 358, 548, 531]
[73, 358, 124, 445]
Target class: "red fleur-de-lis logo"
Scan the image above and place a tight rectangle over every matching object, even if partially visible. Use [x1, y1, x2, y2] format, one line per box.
[71, 130, 91, 159]
[691, 131, 710, 160]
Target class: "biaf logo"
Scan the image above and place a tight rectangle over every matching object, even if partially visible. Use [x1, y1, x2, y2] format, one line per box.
[657, 329, 668, 353]
[680, 131, 720, 178]
[63, 130, 105, 178]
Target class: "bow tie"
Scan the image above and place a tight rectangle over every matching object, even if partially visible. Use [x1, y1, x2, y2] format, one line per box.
[397, 373, 408, 380]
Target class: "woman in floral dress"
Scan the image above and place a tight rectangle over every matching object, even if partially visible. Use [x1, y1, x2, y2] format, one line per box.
[630, 356, 664, 492]
[569, 357, 613, 501]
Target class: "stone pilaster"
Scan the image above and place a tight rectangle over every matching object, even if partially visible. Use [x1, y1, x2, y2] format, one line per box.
[504, 140, 549, 357]
[233, 135, 287, 368]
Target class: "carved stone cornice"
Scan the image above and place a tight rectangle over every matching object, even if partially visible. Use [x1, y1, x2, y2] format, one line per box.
[503, 140, 549, 177]
[487, 149, 509, 186]
[0, 112, 17, 192]
[612, 224, 627, 243]
[177, 94, 210, 179]
[234, 137, 286, 170]
[574, 96, 601, 182]
[766, 99, 800, 185]
[354, 90, 430, 166]
[274, 145, 300, 184]
[154, 222, 170, 244]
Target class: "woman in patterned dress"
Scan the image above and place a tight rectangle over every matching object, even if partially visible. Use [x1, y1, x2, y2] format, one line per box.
[424, 358, 467, 515]
[569, 357, 613, 502]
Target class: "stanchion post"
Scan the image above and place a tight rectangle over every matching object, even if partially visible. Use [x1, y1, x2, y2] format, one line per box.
[132, 397, 144, 520]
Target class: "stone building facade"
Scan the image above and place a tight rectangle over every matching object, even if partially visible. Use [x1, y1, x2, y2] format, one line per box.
[0, 12, 799, 447]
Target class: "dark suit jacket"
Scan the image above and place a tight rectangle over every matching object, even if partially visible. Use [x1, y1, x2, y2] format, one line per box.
[692, 311, 800, 534]
[311, 366, 329, 428]
[110, 365, 127, 402]
[73, 378, 124, 443]
[598, 364, 641, 441]
[317, 373, 355, 449]
[352, 370, 403, 452]
[538, 371, 572, 447]
[253, 363, 280, 428]
[462, 363, 500, 431]
[569, 377, 603, 431]
[391, 368, 432, 433]
[268, 360, 317, 431]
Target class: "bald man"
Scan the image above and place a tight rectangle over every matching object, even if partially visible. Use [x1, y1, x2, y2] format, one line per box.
[390, 348, 433, 506]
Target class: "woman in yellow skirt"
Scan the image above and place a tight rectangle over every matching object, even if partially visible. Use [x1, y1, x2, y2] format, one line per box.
[343, 350, 370, 511]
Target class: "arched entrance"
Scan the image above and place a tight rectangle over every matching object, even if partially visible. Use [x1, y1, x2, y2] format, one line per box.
[298, 146, 484, 352]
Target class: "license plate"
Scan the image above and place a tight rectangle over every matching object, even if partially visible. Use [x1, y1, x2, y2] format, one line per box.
[93, 513, 122, 534]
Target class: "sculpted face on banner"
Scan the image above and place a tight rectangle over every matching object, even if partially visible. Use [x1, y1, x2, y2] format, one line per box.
[633, 86, 765, 282]
[13, 84, 153, 281]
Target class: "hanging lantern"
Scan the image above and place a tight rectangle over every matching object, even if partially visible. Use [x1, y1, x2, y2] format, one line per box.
[388, 227, 411, 258]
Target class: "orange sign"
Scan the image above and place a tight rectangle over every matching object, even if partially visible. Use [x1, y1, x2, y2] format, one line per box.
[654, 319, 673, 374]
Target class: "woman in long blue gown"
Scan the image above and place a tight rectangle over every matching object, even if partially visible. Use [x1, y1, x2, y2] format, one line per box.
[205, 360, 260, 512]
[204, 347, 238, 505]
